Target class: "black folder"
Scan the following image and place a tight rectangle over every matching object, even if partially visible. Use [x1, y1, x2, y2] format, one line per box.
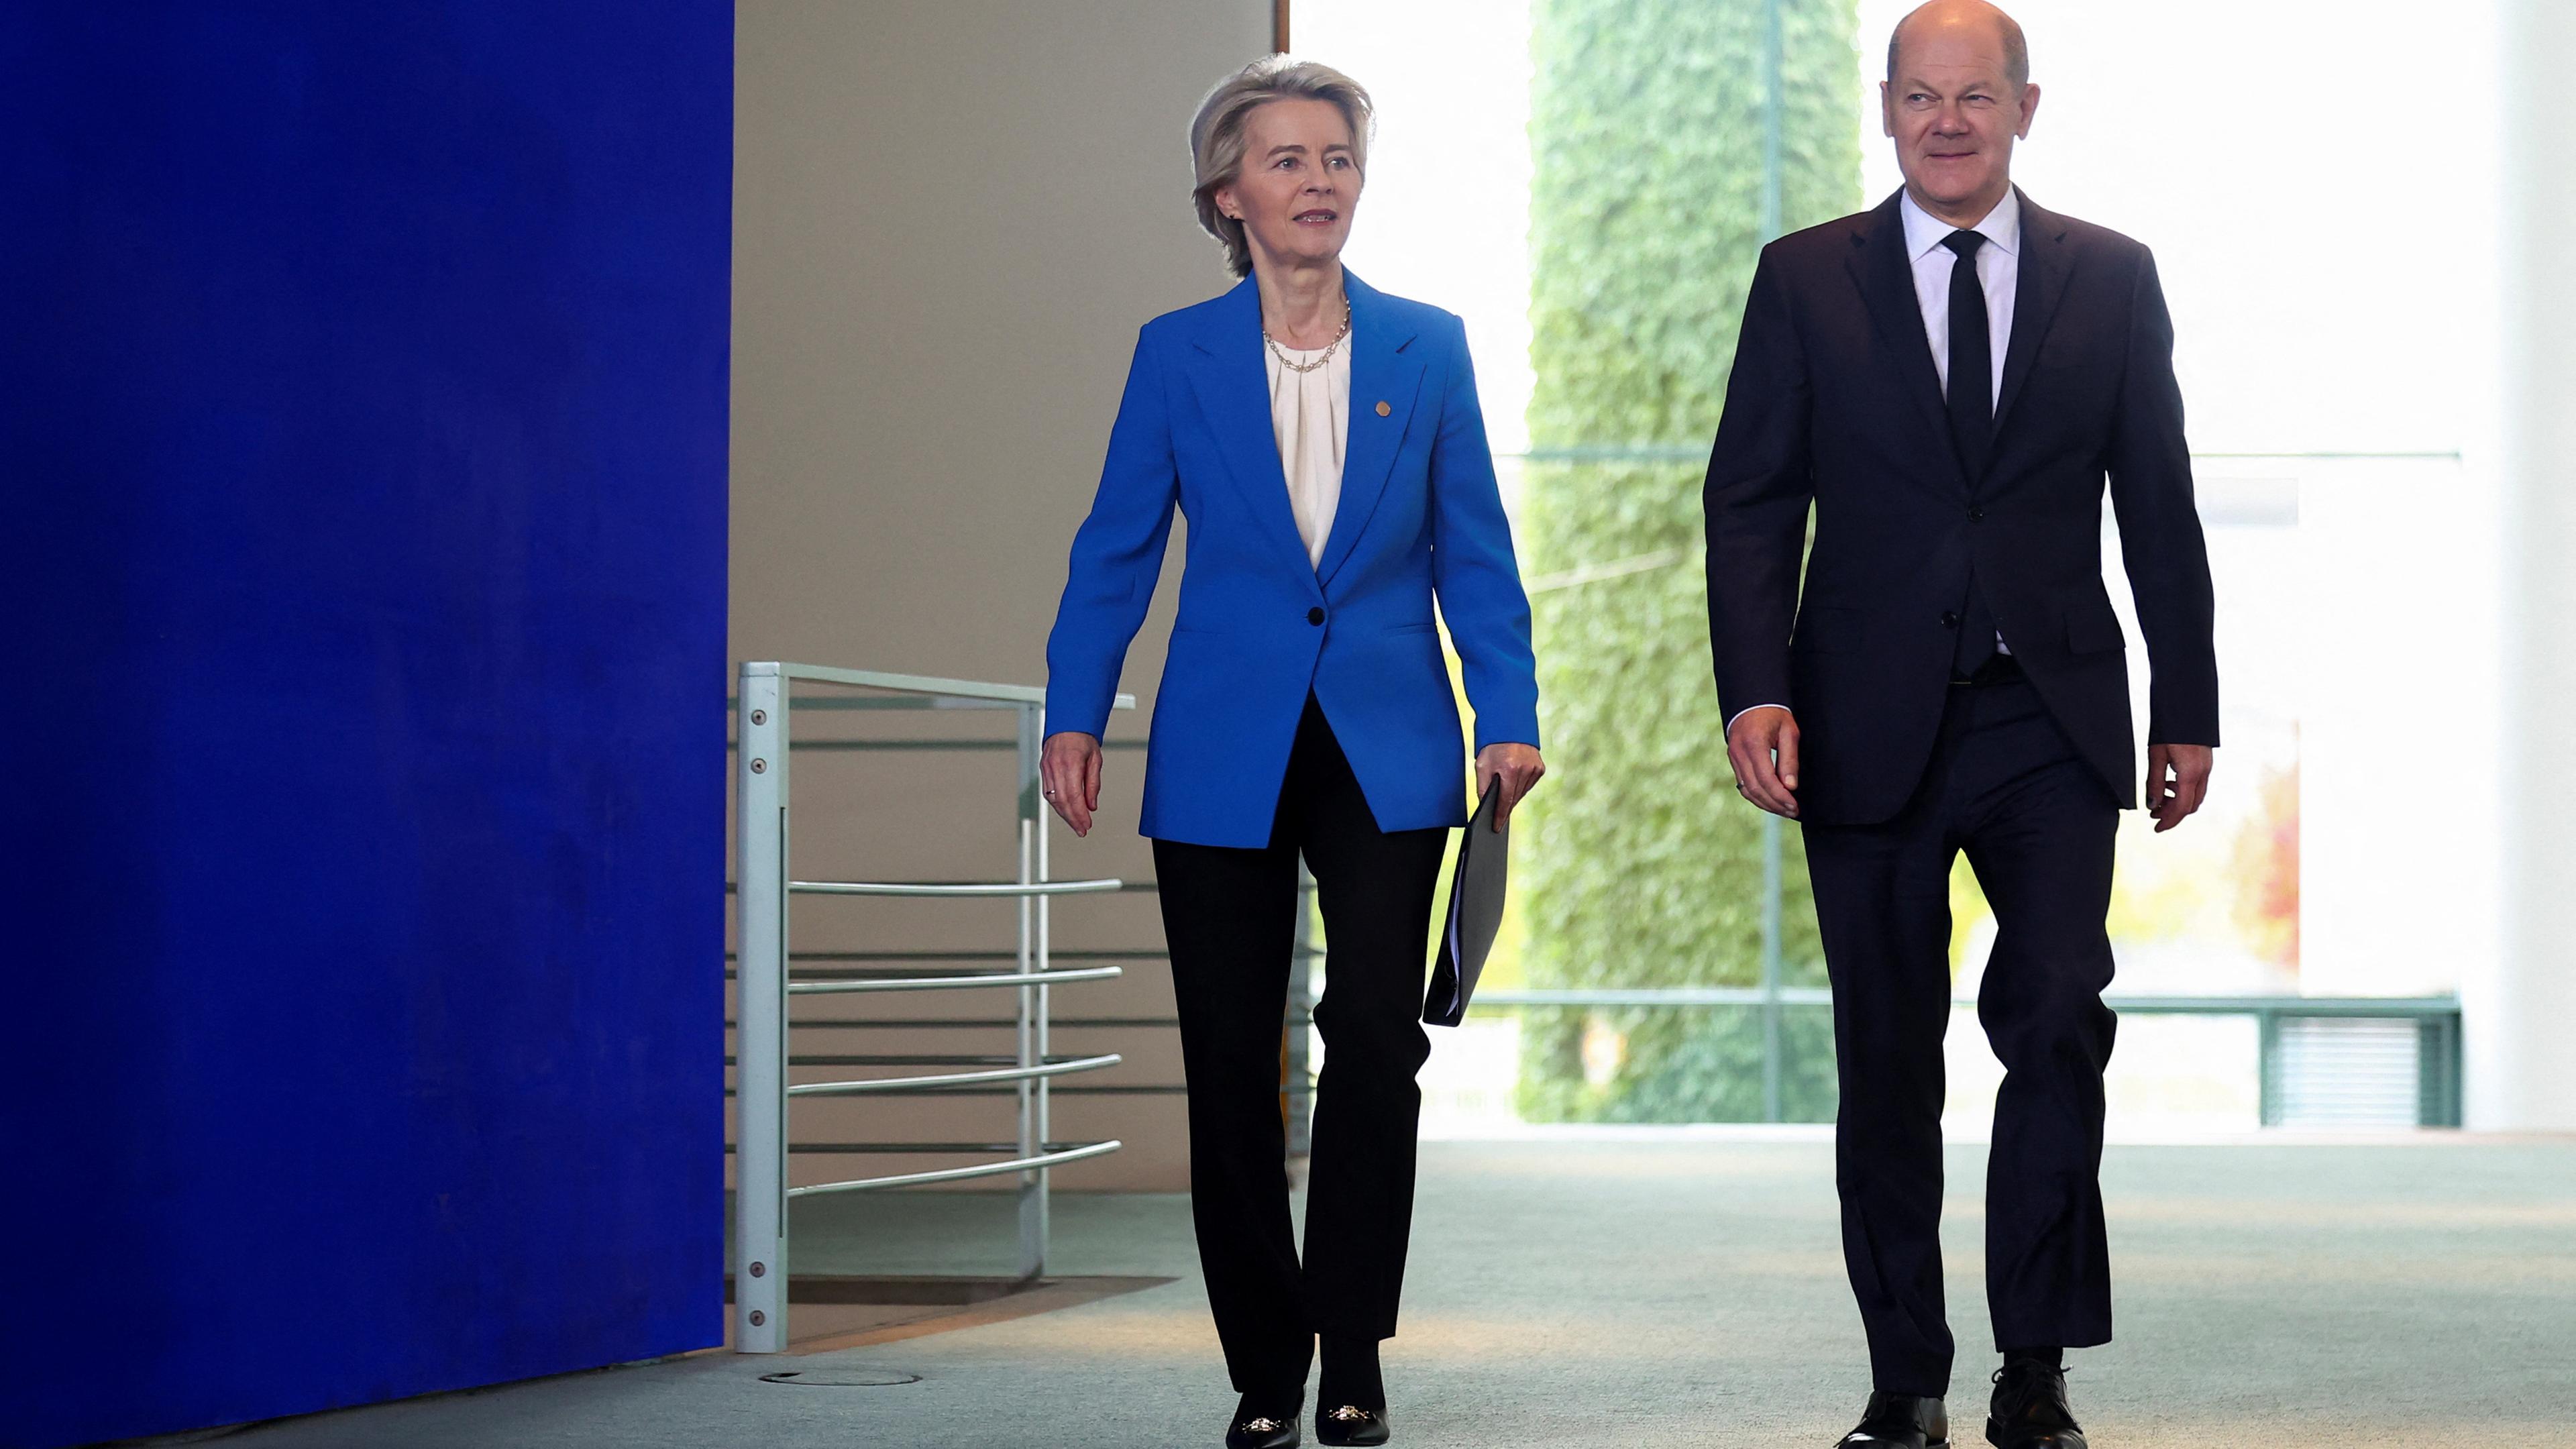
[1424, 777, 1509, 1027]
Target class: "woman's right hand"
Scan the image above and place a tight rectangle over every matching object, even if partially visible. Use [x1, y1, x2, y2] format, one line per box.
[1040, 731, 1104, 837]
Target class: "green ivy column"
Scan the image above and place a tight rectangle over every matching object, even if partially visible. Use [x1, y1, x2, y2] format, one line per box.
[1518, 0, 1860, 1123]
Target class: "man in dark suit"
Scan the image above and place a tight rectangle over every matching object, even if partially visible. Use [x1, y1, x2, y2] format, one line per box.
[1701, 3, 2218, 1446]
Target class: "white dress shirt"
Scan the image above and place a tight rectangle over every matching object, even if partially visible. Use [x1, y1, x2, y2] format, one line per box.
[1900, 186, 2019, 409]
[1727, 190, 2022, 739]
[1265, 331, 1350, 568]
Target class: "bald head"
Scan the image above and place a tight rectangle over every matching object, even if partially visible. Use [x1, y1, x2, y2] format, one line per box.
[1888, 0, 2029, 91]
[1880, 0, 2040, 227]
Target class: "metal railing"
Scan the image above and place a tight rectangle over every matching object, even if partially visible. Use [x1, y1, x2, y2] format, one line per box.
[1462, 987, 2464, 1128]
[731, 662, 1134, 1352]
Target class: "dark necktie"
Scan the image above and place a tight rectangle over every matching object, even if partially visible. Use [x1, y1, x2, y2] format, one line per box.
[1943, 229, 2000, 676]
[1942, 228, 1992, 480]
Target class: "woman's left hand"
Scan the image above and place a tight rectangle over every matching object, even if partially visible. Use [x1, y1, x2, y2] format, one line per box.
[1474, 743, 1546, 831]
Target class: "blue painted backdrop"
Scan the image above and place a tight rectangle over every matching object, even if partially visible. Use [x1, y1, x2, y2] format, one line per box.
[0, 5, 731, 1444]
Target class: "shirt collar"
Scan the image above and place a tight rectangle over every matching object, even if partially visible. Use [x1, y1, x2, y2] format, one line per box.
[1900, 186, 2022, 262]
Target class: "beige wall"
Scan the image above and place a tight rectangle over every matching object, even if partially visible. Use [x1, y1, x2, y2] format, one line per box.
[729, 1, 1276, 1193]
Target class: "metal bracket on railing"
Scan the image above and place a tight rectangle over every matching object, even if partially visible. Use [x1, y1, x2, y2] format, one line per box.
[731, 661, 1136, 1353]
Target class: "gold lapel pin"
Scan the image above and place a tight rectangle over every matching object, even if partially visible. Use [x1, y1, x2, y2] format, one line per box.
[1375, 400, 1391, 417]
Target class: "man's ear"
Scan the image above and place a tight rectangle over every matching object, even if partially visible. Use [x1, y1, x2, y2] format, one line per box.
[1879, 79, 1897, 138]
[2015, 82, 2043, 140]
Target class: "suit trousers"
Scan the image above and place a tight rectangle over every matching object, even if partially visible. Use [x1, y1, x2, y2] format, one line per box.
[1801, 666, 2120, 1395]
[1152, 694, 1449, 1397]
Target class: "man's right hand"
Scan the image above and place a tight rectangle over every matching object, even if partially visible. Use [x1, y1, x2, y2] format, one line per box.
[1725, 706, 1801, 818]
[1040, 731, 1104, 837]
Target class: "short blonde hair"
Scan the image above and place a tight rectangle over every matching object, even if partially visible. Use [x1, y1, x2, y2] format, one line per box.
[1189, 56, 1374, 278]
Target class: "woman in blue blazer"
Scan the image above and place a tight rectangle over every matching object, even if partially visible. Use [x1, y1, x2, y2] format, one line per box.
[1039, 58, 1544, 1449]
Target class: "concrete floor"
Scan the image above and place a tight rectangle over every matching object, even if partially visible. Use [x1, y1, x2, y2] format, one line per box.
[220, 1136, 2575, 1448]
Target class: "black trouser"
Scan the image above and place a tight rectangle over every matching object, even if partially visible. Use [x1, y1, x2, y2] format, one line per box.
[1800, 665, 2120, 1396]
[1152, 696, 1448, 1398]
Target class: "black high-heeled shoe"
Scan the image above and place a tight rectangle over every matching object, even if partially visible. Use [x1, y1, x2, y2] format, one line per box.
[1224, 1399, 1301, 1449]
[1314, 1403, 1390, 1446]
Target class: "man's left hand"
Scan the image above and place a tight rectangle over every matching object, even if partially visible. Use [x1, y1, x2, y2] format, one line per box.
[2145, 743, 2213, 833]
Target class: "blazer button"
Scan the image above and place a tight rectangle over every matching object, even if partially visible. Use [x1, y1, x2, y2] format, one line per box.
[1968, 506, 1988, 522]
[1941, 610, 1962, 629]
[1307, 606, 1326, 626]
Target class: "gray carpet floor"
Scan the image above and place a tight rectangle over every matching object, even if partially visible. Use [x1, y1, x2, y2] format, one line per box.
[219, 1137, 2575, 1448]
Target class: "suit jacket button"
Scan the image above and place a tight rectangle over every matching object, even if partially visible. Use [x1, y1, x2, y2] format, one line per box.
[1968, 506, 1987, 522]
[1375, 400, 1391, 417]
[1307, 606, 1326, 626]
[1941, 611, 1962, 629]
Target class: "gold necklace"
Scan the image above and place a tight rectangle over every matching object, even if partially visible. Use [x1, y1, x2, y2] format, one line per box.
[1263, 297, 1352, 373]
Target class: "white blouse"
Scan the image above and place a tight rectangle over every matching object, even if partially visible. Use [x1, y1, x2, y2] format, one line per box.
[1263, 330, 1350, 568]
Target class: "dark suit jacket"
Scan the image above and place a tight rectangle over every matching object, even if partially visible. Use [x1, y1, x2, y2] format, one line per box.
[1702, 189, 2218, 826]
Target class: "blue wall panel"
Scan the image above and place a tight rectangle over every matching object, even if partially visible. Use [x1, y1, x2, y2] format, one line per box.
[0, 6, 731, 1444]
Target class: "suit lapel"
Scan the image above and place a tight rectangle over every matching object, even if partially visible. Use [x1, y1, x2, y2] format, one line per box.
[1182, 277, 1320, 578]
[1846, 191, 1962, 486]
[1993, 188, 2072, 438]
[1314, 272, 1425, 588]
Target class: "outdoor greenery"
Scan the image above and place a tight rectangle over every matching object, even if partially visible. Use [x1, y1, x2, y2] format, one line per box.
[2231, 763, 2300, 968]
[1515, 0, 1862, 1123]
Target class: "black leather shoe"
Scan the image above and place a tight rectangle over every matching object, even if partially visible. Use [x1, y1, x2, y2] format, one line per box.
[1315, 1403, 1390, 1446]
[1226, 1408, 1299, 1449]
[1837, 1391, 1949, 1448]
[1985, 1361, 2085, 1448]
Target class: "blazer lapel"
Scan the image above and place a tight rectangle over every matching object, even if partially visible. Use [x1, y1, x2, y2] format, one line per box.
[1314, 272, 1426, 588]
[1846, 191, 1962, 486]
[1992, 188, 2073, 438]
[1182, 277, 1320, 578]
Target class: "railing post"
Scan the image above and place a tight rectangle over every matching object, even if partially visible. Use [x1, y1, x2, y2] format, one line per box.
[2257, 1008, 2282, 1127]
[1034, 704, 1057, 1257]
[1760, 813, 1784, 1124]
[2421, 1013, 2463, 1128]
[735, 663, 789, 1352]
[1014, 701, 1046, 1281]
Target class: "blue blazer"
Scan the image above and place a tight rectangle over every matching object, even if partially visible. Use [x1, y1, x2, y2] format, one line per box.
[1044, 272, 1540, 849]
